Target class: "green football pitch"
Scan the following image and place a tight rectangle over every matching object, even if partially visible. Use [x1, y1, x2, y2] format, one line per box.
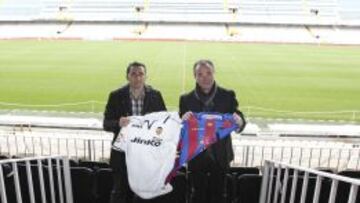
[0, 40, 359, 122]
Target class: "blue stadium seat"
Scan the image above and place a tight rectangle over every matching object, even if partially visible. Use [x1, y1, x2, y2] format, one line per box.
[15, 164, 96, 203]
[335, 170, 360, 203]
[226, 167, 260, 203]
[228, 167, 260, 177]
[71, 167, 96, 203]
[41, 158, 78, 167]
[78, 160, 110, 171]
[338, 170, 360, 179]
[278, 176, 330, 203]
[236, 174, 262, 203]
[94, 168, 113, 203]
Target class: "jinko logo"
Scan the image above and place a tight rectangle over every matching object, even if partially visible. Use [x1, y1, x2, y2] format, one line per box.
[130, 137, 162, 147]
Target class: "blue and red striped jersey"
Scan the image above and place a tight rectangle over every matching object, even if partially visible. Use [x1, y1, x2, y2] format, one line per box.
[167, 112, 239, 181]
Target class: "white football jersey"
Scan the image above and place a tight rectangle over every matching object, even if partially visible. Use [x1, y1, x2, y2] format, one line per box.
[112, 111, 182, 199]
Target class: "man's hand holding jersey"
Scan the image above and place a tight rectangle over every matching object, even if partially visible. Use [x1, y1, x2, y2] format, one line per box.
[119, 117, 130, 127]
[181, 111, 245, 133]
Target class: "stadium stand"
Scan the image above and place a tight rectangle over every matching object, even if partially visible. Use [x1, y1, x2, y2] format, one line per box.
[1, 154, 359, 203]
[0, 1, 360, 202]
[0, 0, 344, 23]
[0, 0, 359, 44]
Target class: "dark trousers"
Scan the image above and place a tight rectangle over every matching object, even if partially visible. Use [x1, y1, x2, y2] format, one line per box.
[188, 150, 228, 203]
[110, 150, 134, 203]
[133, 193, 171, 203]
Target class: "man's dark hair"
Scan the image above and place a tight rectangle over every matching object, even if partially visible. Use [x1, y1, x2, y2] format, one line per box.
[193, 59, 215, 75]
[126, 61, 146, 76]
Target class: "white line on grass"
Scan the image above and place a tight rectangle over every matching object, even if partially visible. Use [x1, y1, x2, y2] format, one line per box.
[223, 46, 260, 114]
[181, 42, 187, 94]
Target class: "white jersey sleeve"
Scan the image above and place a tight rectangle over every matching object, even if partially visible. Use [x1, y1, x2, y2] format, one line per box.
[112, 111, 182, 199]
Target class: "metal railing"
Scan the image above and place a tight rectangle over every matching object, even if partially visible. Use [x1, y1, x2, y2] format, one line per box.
[259, 160, 360, 203]
[232, 138, 360, 171]
[0, 155, 73, 203]
[0, 128, 113, 162]
[1, 126, 360, 172]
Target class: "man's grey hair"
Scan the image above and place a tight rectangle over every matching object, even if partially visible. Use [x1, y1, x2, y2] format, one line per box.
[193, 59, 215, 75]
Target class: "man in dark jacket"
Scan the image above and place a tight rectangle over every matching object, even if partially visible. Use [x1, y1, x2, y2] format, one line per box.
[103, 61, 166, 203]
[179, 59, 246, 203]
